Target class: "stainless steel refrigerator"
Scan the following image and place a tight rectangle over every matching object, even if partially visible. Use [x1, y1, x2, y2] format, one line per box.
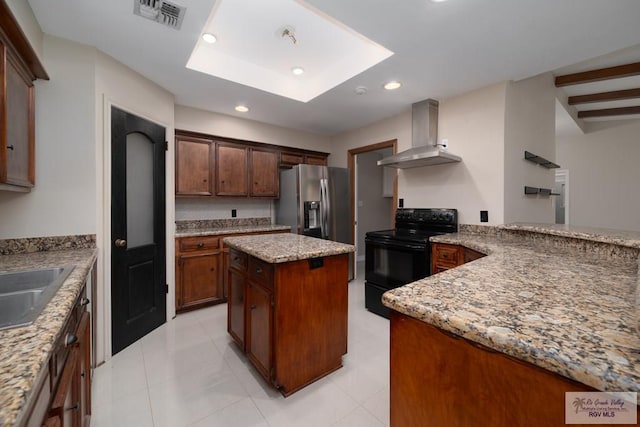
[276, 164, 354, 280]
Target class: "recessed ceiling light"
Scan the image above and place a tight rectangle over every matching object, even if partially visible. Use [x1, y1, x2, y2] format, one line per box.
[202, 33, 217, 44]
[291, 67, 305, 76]
[384, 81, 402, 90]
[430, 0, 449, 3]
[235, 105, 249, 113]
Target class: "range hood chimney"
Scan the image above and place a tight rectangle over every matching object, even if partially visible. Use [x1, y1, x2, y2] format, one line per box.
[377, 99, 462, 169]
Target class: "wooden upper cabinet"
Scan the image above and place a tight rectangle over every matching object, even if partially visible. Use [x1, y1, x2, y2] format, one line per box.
[217, 142, 248, 196]
[175, 136, 214, 196]
[0, 3, 48, 192]
[304, 154, 327, 166]
[250, 148, 279, 197]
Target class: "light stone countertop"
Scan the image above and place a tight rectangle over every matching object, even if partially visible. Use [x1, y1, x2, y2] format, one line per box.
[0, 249, 98, 427]
[382, 225, 640, 397]
[224, 233, 354, 263]
[175, 224, 291, 238]
[500, 223, 640, 249]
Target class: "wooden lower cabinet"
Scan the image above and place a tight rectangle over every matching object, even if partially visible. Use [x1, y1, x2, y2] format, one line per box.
[227, 248, 348, 396]
[246, 282, 273, 379]
[389, 310, 618, 427]
[22, 271, 94, 427]
[175, 236, 223, 312]
[431, 243, 485, 274]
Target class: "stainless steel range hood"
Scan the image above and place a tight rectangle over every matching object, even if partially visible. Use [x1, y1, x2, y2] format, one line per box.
[378, 99, 462, 169]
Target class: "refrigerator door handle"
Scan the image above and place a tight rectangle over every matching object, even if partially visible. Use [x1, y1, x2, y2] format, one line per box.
[320, 178, 329, 239]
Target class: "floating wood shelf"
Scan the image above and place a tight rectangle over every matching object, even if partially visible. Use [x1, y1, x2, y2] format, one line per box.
[524, 186, 559, 196]
[524, 151, 560, 169]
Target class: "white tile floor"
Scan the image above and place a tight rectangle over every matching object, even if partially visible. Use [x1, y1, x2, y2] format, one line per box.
[91, 264, 391, 427]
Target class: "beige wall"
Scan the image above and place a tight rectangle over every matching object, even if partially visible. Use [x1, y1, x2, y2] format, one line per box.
[175, 105, 332, 152]
[503, 73, 556, 224]
[556, 119, 640, 231]
[5, 0, 44, 61]
[330, 82, 507, 225]
[0, 35, 96, 239]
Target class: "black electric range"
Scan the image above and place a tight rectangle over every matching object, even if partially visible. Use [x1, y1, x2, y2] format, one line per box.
[364, 208, 458, 318]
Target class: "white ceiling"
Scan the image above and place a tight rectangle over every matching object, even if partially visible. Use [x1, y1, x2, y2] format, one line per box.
[27, 0, 640, 135]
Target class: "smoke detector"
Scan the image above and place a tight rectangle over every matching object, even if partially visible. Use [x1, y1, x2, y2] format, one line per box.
[134, 0, 186, 30]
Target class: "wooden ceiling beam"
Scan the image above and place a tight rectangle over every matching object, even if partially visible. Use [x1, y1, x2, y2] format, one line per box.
[568, 88, 640, 105]
[577, 105, 640, 118]
[555, 62, 640, 87]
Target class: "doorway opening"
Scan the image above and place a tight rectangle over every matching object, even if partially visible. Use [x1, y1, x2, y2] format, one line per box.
[348, 140, 397, 272]
[554, 169, 569, 225]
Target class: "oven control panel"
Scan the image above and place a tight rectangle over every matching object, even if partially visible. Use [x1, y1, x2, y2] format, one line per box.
[395, 208, 458, 232]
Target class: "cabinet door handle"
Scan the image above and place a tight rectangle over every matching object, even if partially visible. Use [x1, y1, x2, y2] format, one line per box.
[6, 145, 14, 151]
[65, 333, 78, 347]
[197, 242, 205, 248]
[255, 267, 263, 274]
[442, 253, 448, 258]
[66, 402, 79, 411]
[250, 304, 257, 310]
[80, 297, 90, 306]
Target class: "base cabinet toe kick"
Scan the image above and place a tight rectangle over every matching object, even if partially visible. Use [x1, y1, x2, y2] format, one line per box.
[227, 247, 349, 396]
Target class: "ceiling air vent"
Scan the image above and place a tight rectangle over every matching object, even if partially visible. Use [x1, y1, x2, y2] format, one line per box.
[134, 0, 186, 30]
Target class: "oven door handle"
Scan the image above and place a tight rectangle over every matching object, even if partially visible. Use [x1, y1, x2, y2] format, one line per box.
[365, 239, 427, 251]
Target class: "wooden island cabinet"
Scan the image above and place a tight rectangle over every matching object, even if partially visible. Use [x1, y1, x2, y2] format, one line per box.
[225, 234, 354, 396]
[175, 229, 288, 313]
[431, 242, 484, 274]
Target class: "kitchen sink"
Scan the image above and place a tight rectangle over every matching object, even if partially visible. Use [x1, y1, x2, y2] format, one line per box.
[0, 266, 75, 330]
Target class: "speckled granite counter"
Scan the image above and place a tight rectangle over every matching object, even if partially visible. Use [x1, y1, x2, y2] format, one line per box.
[176, 224, 290, 238]
[223, 234, 354, 263]
[382, 225, 640, 397]
[0, 248, 98, 427]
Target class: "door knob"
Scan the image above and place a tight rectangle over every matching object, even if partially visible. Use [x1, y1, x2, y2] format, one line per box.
[115, 239, 127, 248]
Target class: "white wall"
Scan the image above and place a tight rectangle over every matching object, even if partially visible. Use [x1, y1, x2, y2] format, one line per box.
[94, 47, 175, 362]
[0, 35, 96, 239]
[556, 119, 640, 231]
[5, 0, 44, 61]
[176, 198, 272, 221]
[175, 105, 331, 153]
[503, 73, 556, 224]
[331, 83, 507, 225]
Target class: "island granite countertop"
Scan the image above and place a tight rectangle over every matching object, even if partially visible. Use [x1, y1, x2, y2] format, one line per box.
[382, 224, 640, 397]
[224, 233, 354, 264]
[0, 248, 98, 427]
[175, 224, 290, 238]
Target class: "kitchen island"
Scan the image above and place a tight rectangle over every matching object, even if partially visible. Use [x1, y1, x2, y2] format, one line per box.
[224, 233, 354, 396]
[383, 224, 640, 427]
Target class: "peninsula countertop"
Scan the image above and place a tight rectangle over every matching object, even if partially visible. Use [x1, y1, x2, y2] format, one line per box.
[0, 248, 98, 427]
[382, 224, 640, 396]
[223, 234, 354, 264]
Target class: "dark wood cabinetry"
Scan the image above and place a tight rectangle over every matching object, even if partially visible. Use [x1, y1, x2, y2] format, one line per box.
[216, 143, 248, 196]
[176, 230, 288, 314]
[431, 243, 485, 274]
[175, 136, 214, 196]
[175, 236, 224, 312]
[227, 247, 348, 396]
[22, 267, 94, 427]
[390, 310, 603, 427]
[0, 2, 48, 192]
[249, 147, 279, 197]
[175, 130, 328, 199]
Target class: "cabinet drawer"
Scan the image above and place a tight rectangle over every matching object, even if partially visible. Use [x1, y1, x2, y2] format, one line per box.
[249, 256, 274, 289]
[179, 236, 220, 252]
[229, 248, 248, 270]
[433, 244, 460, 266]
